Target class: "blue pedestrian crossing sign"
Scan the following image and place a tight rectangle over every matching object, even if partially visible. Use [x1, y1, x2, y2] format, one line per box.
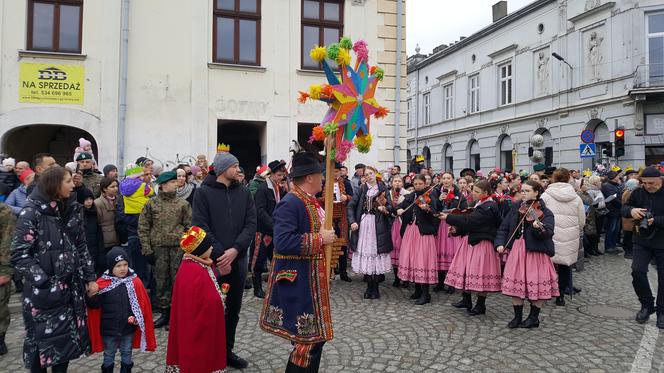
[580, 143, 596, 158]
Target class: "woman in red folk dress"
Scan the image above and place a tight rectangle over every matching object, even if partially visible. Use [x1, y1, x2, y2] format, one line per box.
[166, 226, 229, 373]
[434, 172, 468, 294]
[392, 174, 440, 305]
[496, 181, 559, 328]
[441, 180, 503, 315]
[386, 175, 409, 287]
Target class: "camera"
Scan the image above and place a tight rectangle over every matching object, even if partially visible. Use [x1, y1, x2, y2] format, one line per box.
[637, 211, 654, 233]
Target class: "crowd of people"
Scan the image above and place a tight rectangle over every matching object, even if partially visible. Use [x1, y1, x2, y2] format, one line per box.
[0, 137, 662, 372]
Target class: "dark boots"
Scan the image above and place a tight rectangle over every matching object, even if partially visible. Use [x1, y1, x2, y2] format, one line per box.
[364, 277, 380, 299]
[468, 295, 486, 316]
[364, 280, 372, 299]
[519, 305, 541, 328]
[101, 363, 114, 373]
[507, 305, 523, 328]
[410, 284, 422, 300]
[555, 295, 565, 306]
[373, 280, 380, 299]
[154, 309, 170, 329]
[392, 267, 401, 287]
[414, 284, 431, 305]
[433, 271, 445, 292]
[120, 362, 134, 373]
[452, 292, 472, 310]
[0, 333, 7, 355]
[253, 275, 265, 298]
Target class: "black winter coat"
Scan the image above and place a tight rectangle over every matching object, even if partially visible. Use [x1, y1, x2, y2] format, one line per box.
[83, 205, 106, 275]
[347, 183, 393, 254]
[114, 194, 138, 244]
[254, 179, 283, 235]
[601, 181, 622, 217]
[87, 275, 137, 337]
[494, 200, 556, 256]
[390, 190, 441, 237]
[446, 200, 502, 246]
[192, 175, 257, 260]
[622, 186, 664, 248]
[0, 170, 18, 195]
[10, 188, 96, 368]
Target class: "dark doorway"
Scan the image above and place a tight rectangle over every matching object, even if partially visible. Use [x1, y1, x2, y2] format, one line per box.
[217, 120, 265, 180]
[1, 125, 98, 167]
[645, 146, 664, 166]
[298, 123, 324, 153]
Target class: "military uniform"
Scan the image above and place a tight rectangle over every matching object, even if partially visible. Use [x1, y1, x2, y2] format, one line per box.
[82, 171, 103, 198]
[0, 203, 16, 354]
[138, 191, 192, 314]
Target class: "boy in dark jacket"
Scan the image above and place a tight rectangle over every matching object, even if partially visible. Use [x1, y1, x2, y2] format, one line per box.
[87, 247, 156, 373]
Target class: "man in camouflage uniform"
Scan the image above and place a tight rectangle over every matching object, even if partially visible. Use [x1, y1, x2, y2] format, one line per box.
[0, 202, 16, 355]
[77, 152, 103, 197]
[138, 171, 191, 330]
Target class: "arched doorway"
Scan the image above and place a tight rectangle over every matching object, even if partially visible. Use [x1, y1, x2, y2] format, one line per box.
[1, 125, 98, 167]
[585, 119, 610, 167]
[467, 140, 480, 171]
[497, 135, 513, 171]
[533, 128, 554, 166]
[422, 146, 431, 168]
[442, 144, 453, 171]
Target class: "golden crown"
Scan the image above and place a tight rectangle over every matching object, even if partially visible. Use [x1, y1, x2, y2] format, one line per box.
[217, 143, 231, 153]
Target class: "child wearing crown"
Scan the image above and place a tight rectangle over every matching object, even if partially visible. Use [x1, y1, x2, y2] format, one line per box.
[166, 226, 230, 373]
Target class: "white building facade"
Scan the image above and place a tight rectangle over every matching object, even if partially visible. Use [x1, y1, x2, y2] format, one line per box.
[407, 0, 664, 175]
[0, 0, 407, 175]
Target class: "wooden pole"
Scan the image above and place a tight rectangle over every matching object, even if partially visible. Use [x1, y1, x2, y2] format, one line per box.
[323, 135, 335, 283]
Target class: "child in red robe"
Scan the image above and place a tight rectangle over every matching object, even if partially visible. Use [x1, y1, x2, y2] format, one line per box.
[166, 226, 229, 373]
[87, 247, 156, 373]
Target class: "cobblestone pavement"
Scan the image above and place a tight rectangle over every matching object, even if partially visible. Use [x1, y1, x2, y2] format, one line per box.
[1, 254, 662, 372]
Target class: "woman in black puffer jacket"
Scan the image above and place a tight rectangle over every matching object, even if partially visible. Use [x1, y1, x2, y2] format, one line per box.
[11, 166, 98, 373]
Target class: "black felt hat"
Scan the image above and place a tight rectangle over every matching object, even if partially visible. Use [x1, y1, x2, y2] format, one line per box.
[290, 152, 322, 178]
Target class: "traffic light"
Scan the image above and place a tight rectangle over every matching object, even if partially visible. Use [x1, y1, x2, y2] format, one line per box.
[615, 128, 625, 158]
[603, 146, 613, 157]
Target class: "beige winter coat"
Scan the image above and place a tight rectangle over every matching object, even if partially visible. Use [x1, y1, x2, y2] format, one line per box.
[94, 196, 119, 248]
[541, 182, 586, 266]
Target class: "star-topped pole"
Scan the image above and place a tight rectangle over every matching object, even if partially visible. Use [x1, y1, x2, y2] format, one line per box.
[298, 36, 389, 282]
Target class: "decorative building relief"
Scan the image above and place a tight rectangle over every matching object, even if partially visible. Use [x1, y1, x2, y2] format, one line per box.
[535, 49, 550, 96]
[585, 0, 601, 11]
[587, 31, 604, 82]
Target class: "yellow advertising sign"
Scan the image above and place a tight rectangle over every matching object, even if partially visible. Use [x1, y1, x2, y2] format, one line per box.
[18, 63, 84, 104]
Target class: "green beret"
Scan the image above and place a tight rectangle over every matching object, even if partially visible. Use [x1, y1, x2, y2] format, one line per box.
[533, 163, 545, 172]
[76, 152, 93, 162]
[155, 170, 177, 185]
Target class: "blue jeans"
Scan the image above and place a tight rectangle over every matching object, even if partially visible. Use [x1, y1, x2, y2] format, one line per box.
[604, 216, 621, 251]
[103, 334, 133, 366]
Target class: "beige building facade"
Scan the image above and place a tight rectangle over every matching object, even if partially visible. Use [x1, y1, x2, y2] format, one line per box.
[0, 0, 407, 174]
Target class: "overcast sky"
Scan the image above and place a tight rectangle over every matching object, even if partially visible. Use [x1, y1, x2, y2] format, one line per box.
[406, 0, 534, 56]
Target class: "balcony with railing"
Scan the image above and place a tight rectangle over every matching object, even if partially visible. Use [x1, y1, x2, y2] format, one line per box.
[633, 63, 664, 90]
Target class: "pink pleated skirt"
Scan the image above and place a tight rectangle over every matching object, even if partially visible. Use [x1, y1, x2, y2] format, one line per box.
[390, 218, 402, 266]
[444, 239, 502, 292]
[436, 220, 460, 271]
[397, 223, 438, 284]
[501, 238, 560, 300]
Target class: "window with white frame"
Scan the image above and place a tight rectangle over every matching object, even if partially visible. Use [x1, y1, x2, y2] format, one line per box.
[443, 83, 454, 120]
[469, 74, 480, 113]
[423, 92, 430, 125]
[499, 62, 513, 106]
[647, 13, 664, 83]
